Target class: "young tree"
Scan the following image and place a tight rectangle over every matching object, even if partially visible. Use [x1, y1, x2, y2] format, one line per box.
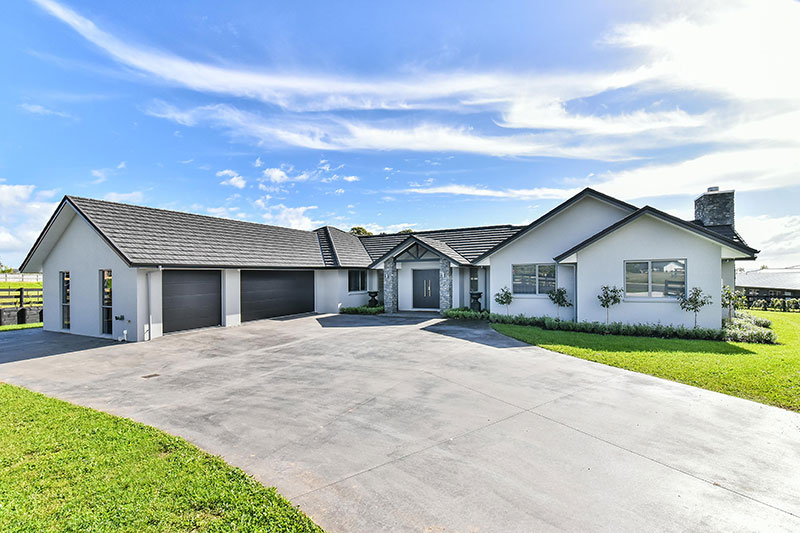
[677, 287, 713, 327]
[721, 285, 735, 323]
[597, 285, 623, 325]
[547, 287, 573, 320]
[349, 226, 373, 236]
[494, 286, 513, 315]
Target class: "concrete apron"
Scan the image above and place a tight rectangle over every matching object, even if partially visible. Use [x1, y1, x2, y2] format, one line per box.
[1, 314, 799, 532]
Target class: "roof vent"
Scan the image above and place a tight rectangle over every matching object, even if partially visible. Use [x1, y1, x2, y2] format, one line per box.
[707, 186, 720, 192]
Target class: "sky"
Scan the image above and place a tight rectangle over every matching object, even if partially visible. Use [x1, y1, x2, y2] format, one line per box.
[1, 0, 799, 269]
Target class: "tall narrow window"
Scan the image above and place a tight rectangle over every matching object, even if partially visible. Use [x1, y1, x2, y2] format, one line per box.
[100, 270, 112, 334]
[469, 268, 479, 292]
[60, 271, 70, 329]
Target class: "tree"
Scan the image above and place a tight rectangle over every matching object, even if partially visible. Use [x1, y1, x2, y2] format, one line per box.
[494, 286, 513, 315]
[547, 287, 573, 320]
[398, 229, 414, 234]
[597, 285, 623, 325]
[0, 258, 13, 274]
[349, 226, 372, 236]
[677, 287, 712, 327]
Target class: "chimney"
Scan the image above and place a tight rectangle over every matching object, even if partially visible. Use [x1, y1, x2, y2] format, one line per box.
[694, 186, 735, 227]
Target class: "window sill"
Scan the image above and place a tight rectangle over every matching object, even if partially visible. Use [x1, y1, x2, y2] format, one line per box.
[348, 290, 368, 295]
[623, 298, 679, 303]
[511, 294, 549, 299]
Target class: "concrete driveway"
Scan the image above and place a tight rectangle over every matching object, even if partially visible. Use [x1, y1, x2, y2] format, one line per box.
[1, 314, 799, 532]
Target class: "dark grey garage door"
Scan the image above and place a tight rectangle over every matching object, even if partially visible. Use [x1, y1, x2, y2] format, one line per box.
[162, 270, 222, 333]
[241, 270, 314, 322]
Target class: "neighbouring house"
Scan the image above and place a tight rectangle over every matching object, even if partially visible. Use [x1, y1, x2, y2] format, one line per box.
[736, 267, 800, 304]
[20, 186, 757, 341]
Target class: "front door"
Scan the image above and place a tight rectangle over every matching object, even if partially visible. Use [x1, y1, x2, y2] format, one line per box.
[412, 269, 439, 309]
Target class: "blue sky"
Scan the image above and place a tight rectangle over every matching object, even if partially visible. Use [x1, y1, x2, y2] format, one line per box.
[1, 0, 799, 268]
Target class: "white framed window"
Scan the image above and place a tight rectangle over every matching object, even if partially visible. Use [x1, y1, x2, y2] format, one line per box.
[624, 259, 686, 298]
[348, 270, 367, 292]
[512, 264, 556, 295]
[100, 270, 112, 335]
[60, 271, 70, 329]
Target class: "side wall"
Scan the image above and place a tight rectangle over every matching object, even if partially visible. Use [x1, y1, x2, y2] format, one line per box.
[575, 215, 723, 329]
[314, 269, 371, 313]
[488, 196, 630, 318]
[42, 215, 140, 340]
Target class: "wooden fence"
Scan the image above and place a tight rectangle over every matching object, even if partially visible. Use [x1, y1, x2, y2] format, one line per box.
[0, 273, 43, 283]
[0, 287, 43, 308]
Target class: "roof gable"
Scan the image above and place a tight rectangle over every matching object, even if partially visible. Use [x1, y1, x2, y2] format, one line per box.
[474, 188, 637, 262]
[554, 206, 759, 262]
[368, 234, 471, 268]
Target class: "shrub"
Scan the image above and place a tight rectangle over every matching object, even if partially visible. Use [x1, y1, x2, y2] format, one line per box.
[442, 308, 489, 320]
[339, 305, 384, 315]
[735, 311, 772, 329]
[724, 315, 777, 343]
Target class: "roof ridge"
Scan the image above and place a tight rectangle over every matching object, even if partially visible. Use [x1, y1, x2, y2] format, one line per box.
[66, 195, 317, 236]
[357, 223, 526, 239]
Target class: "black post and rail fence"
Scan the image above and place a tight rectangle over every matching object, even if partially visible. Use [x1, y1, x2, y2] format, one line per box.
[0, 287, 44, 326]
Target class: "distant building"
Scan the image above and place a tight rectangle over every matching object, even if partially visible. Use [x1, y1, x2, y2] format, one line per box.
[736, 267, 800, 303]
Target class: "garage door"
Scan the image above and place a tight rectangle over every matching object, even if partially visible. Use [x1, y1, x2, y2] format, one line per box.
[162, 270, 222, 333]
[241, 270, 314, 322]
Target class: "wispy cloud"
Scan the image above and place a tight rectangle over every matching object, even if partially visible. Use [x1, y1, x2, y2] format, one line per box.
[0, 184, 60, 266]
[90, 161, 126, 184]
[104, 191, 143, 203]
[260, 204, 318, 230]
[19, 102, 72, 118]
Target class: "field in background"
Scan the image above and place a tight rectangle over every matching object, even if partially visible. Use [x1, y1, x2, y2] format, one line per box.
[0, 281, 43, 308]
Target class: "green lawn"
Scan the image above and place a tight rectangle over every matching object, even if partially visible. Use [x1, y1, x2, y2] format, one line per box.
[0, 384, 322, 532]
[0, 322, 43, 332]
[492, 310, 800, 412]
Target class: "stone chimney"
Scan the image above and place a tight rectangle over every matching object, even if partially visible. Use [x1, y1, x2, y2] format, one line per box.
[694, 186, 735, 227]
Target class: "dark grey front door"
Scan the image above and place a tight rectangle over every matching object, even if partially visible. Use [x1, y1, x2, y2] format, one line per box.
[162, 270, 222, 333]
[412, 269, 439, 309]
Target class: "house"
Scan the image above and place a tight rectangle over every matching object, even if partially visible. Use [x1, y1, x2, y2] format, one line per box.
[20, 187, 757, 341]
[736, 267, 800, 304]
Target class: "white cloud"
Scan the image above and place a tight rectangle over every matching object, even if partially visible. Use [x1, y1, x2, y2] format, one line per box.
[19, 102, 71, 118]
[0, 185, 61, 267]
[90, 168, 107, 184]
[116, 161, 126, 169]
[104, 191, 143, 203]
[403, 184, 575, 200]
[361, 222, 419, 234]
[253, 156, 263, 167]
[206, 205, 240, 219]
[737, 215, 800, 268]
[261, 204, 318, 230]
[333, 188, 345, 195]
[261, 166, 310, 183]
[216, 169, 246, 188]
[342, 175, 360, 182]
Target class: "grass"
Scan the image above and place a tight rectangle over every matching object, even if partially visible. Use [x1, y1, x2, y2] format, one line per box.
[0, 322, 43, 332]
[0, 384, 322, 532]
[492, 310, 800, 412]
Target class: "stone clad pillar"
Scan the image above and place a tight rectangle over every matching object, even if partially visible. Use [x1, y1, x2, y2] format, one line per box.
[439, 258, 452, 312]
[384, 257, 398, 313]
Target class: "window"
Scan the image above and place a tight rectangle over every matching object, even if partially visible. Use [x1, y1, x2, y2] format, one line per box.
[348, 270, 367, 292]
[60, 271, 70, 329]
[512, 264, 556, 295]
[100, 270, 112, 335]
[469, 268, 479, 292]
[625, 259, 686, 298]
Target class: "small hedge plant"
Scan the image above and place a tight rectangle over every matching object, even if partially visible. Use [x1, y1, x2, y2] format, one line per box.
[339, 305, 384, 315]
[442, 308, 778, 344]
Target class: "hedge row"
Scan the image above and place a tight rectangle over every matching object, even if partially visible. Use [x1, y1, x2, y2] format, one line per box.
[442, 308, 777, 344]
[749, 298, 800, 312]
[339, 305, 384, 315]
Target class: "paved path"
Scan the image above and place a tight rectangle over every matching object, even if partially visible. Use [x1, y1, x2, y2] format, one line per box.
[2, 315, 799, 532]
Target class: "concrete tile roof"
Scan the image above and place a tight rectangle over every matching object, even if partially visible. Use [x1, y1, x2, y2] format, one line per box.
[736, 268, 800, 291]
